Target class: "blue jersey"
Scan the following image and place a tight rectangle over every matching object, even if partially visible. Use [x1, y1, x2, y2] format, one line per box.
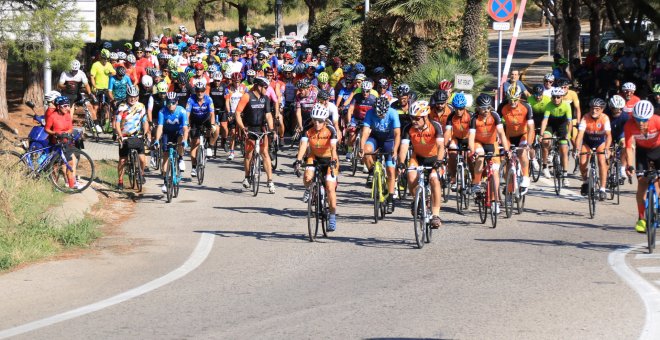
[185, 95, 214, 123]
[363, 107, 401, 140]
[158, 105, 188, 134]
[109, 75, 132, 100]
[337, 87, 353, 106]
[607, 109, 629, 141]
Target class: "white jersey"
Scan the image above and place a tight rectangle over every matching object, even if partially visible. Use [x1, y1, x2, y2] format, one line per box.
[58, 70, 88, 96]
[326, 102, 339, 122]
[226, 61, 243, 75]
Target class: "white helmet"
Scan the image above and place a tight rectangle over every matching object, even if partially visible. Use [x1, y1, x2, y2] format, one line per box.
[362, 80, 373, 91]
[550, 87, 565, 97]
[544, 73, 555, 81]
[218, 31, 224, 36]
[70, 59, 81, 71]
[310, 103, 329, 120]
[179, 25, 186, 32]
[409, 100, 430, 117]
[126, 54, 136, 64]
[609, 95, 626, 109]
[141, 75, 154, 87]
[622, 82, 636, 92]
[633, 100, 654, 120]
[45, 90, 61, 103]
[224, 70, 233, 79]
[110, 52, 118, 60]
[259, 51, 269, 58]
[117, 52, 127, 60]
[246, 69, 256, 76]
[126, 85, 139, 97]
[281, 64, 294, 72]
[212, 72, 223, 81]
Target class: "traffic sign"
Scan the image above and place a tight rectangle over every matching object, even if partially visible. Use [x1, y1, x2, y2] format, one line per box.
[492, 22, 511, 31]
[454, 74, 474, 91]
[488, 0, 516, 22]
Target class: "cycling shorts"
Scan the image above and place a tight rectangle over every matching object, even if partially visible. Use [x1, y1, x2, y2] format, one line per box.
[475, 142, 501, 165]
[305, 156, 338, 184]
[245, 126, 268, 152]
[190, 119, 212, 139]
[409, 155, 439, 180]
[365, 137, 395, 167]
[119, 136, 145, 157]
[508, 134, 528, 147]
[636, 147, 660, 175]
[161, 131, 182, 152]
[544, 117, 569, 142]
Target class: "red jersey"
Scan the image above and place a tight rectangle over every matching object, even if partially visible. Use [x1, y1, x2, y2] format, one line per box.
[45, 112, 73, 144]
[622, 94, 641, 115]
[625, 115, 660, 149]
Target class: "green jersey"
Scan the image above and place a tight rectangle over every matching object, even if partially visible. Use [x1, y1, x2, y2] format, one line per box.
[543, 101, 572, 120]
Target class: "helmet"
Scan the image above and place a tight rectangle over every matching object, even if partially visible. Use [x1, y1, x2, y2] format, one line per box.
[282, 64, 294, 72]
[116, 66, 127, 77]
[475, 93, 493, 108]
[375, 97, 390, 116]
[54, 96, 70, 106]
[550, 87, 565, 97]
[126, 85, 139, 97]
[397, 84, 411, 96]
[533, 84, 544, 95]
[310, 103, 329, 120]
[373, 66, 385, 75]
[194, 63, 204, 71]
[69, 59, 81, 72]
[253, 76, 269, 87]
[208, 64, 219, 73]
[355, 73, 366, 81]
[193, 80, 206, 92]
[230, 49, 240, 56]
[259, 51, 269, 59]
[315, 89, 329, 100]
[452, 93, 467, 109]
[264, 67, 274, 75]
[117, 52, 127, 60]
[342, 65, 352, 73]
[622, 82, 636, 91]
[212, 72, 223, 81]
[110, 52, 118, 60]
[506, 85, 522, 100]
[103, 41, 112, 50]
[362, 80, 374, 91]
[633, 100, 654, 120]
[438, 80, 453, 91]
[156, 82, 168, 93]
[318, 44, 327, 51]
[653, 84, 660, 94]
[296, 79, 310, 89]
[409, 100, 430, 117]
[377, 78, 389, 88]
[45, 90, 62, 103]
[609, 95, 625, 109]
[141, 75, 153, 87]
[589, 98, 606, 108]
[544, 73, 555, 82]
[317, 72, 329, 83]
[409, 92, 418, 103]
[100, 49, 110, 59]
[430, 90, 449, 105]
[305, 48, 312, 54]
[219, 52, 228, 59]
[231, 72, 242, 81]
[556, 78, 570, 87]
[294, 63, 307, 74]
[246, 69, 256, 77]
[354, 63, 365, 73]
[126, 54, 136, 64]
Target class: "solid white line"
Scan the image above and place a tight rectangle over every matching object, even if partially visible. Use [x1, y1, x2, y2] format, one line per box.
[636, 254, 660, 260]
[638, 267, 660, 274]
[609, 243, 660, 340]
[0, 232, 215, 339]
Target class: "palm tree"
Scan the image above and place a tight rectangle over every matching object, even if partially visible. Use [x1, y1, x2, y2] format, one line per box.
[329, 0, 364, 32]
[459, 0, 486, 59]
[375, 0, 461, 65]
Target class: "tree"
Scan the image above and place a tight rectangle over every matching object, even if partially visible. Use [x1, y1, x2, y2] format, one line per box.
[459, 0, 485, 59]
[604, 0, 660, 46]
[225, 0, 268, 36]
[561, 0, 581, 60]
[303, 0, 329, 28]
[133, 0, 158, 42]
[584, 0, 604, 55]
[535, 0, 566, 56]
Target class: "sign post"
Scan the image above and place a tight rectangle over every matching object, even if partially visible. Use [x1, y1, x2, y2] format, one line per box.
[488, 0, 515, 106]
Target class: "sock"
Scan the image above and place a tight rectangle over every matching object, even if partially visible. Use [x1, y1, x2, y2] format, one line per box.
[638, 203, 645, 220]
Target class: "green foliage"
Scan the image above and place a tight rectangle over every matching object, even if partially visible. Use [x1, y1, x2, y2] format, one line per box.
[403, 51, 493, 99]
[329, 24, 362, 64]
[306, 9, 342, 49]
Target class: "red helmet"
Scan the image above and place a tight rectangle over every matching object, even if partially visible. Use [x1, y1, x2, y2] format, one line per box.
[194, 63, 204, 70]
[438, 80, 453, 91]
[231, 72, 242, 81]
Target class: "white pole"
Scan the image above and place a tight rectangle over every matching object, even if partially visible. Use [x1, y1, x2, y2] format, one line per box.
[44, 32, 51, 93]
[497, 30, 502, 105]
[365, 0, 369, 15]
[547, 23, 551, 57]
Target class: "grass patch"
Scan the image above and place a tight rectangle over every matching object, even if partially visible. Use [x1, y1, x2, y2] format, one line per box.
[95, 159, 125, 187]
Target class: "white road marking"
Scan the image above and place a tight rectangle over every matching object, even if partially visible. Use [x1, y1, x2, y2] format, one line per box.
[0, 232, 215, 339]
[638, 267, 660, 274]
[609, 243, 660, 340]
[636, 254, 660, 260]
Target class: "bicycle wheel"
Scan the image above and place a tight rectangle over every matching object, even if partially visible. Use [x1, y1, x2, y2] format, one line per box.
[85, 113, 100, 143]
[553, 153, 561, 195]
[396, 172, 407, 201]
[320, 187, 328, 238]
[425, 191, 432, 244]
[530, 145, 541, 182]
[127, 152, 136, 189]
[49, 149, 95, 193]
[153, 147, 161, 171]
[456, 171, 464, 215]
[351, 144, 359, 176]
[588, 167, 597, 219]
[441, 170, 450, 203]
[477, 192, 487, 224]
[270, 136, 279, 171]
[135, 156, 143, 193]
[197, 144, 205, 185]
[413, 188, 425, 249]
[0, 150, 32, 175]
[373, 174, 380, 224]
[251, 155, 261, 197]
[463, 167, 472, 210]
[307, 182, 318, 242]
[504, 170, 513, 218]
[489, 177, 498, 228]
[165, 167, 173, 203]
[173, 162, 180, 198]
[646, 190, 657, 253]
[610, 162, 620, 205]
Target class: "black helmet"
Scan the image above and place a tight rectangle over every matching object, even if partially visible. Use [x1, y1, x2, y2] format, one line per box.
[296, 79, 310, 89]
[476, 93, 493, 108]
[533, 84, 544, 95]
[408, 91, 418, 103]
[430, 90, 449, 106]
[375, 96, 390, 117]
[116, 66, 127, 77]
[253, 76, 269, 88]
[556, 78, 570, 87]
[589, 97, 606, 108]
[317, 90, 330, 101]
[397, 83, 411, 96]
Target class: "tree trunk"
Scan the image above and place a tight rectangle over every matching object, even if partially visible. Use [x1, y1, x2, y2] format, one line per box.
[412, 37, 429, 65]
[96, 6, 103, 43]
[305, 0, 317, 28]
[276, 2, 285, 38]
[540, 14, 546, 28]
[460, 0, 484, 59]
[147, 6, 156, 39]
[0, 44, 7, 120]
[167, 10, 172, 21]
[193, 1, 206, 33]
[588, 6, 602, 55]
[237, 5, 248, 36]
[22, 64, 43, 108]
[222, 1, 228, 17]
[563, 0, 581, 60]
[133, 5, 149, 42]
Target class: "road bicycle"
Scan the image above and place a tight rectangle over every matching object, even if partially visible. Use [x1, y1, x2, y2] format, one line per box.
[76, 94, 100, 143]
[149, 123, 162, 171]
[439, 154, 450, 203]
[246, 130, 273, 197]
[543, 136, 564, 195]
[350, 122, 364, 176]
[643, 166, 660, 253]
[396, 147, 412, 200]
[503, 146, 526, 217]
[0, 134, 95, 193]
[365, 151, 390, 223]
[408, 165, 437, 249]
[296, 160, 335, 242]
[606, 144, 623, 205]
[580, 148, 607, 219]
[454, 146, 472, 215]
[530, 131, 542, 182]
[195, 126, 209, 185]
[123, 136, 145, 192]
[95, 90, 113, 133]
[164, 142, 181, 203]
[269, 119, 281, 171]
[475, 151, 505, 228]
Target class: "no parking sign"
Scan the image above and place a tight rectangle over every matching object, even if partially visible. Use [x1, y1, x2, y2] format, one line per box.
[488, 0, 516, 22]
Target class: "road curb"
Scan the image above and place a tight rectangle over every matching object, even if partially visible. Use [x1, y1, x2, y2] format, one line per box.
[47, 188, 99, 225]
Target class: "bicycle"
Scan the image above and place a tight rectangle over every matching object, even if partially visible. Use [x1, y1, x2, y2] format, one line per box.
[296, 160, 335, 242]
[350, 122, 364, 176]
[269, 119, 280, 171]
[474, 151, 505, 228]
[123, 136, 145, 192]
[95, 90, 113, 133]
[503, 146, 526, 218]
[530, 131, 542, 182]
[542, 137, 564, 195]
[0, 134, 95, 193]
[454, 146, 472, 215]
[606, 144, 623, 205]
[149, 124, 162, 171]
[580, 148, 606, 219]
[246, 130, 273, 197]
[643, 167, 660, 253]
[408, 165, 437, 249]
[195, 126, 209, 185]
[365, 151, 390, 223]
[78, 94, 100, 143]
[164, 142, 181, 203]
[396, 147, 412, 201]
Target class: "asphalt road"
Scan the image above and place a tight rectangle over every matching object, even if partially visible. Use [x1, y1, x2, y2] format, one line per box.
[0, 26, 654, 339]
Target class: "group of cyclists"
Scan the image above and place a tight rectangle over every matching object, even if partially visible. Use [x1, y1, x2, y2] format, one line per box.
[40, 26, 660, 235]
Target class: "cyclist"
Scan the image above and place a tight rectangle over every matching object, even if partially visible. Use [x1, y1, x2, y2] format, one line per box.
[469, 94, 510, 214]
[502, 69, 531, 98]
[316, 90, 340, 143]
[44, 96, 79, 189]
[154, 92, 190, 193]
[429, 89, 452, 127]
[148, 82, 169, 140]
[607, 95, 629, 183]
[444, 93, 472, 190]
[58, 59, 93, 123]
[293, 104, 339, 231]
[527, 84, 550, 171]
[359, 96, 401, 212]
[108, 66, 133, 140]
[575, 98, 612, 199]
[186, 80, 218, 177]
[225, 72, 248, 161]
[541, 74, 555, 97]
[556, 78, 581, 148]
[539, 87, 572, 184]
[438, 80, 453, 100]
[227, 49, 243, 75]
[235, 76, 276, 194]
[397, 100, 445, 228]
[89, 49, 116, 129]
[265, 67, 285, 139]
[114, 86, 149, 190]
[138, 75, 154, 109]
[189, 63, 211, 94]
[376, 78, 393, 103]
[391, 84, 412, 128]
[346, 79, 378, 161]
[295, 79, 318, 133]
[499, 85, 534, 194]
[623, 101, 659, 233]
[316, 72, 336, 102]
[209, 72, 228, 150]
[651, 84, 660, 115]
[44, 90, 62, 121]
[621, 82, 641, 115]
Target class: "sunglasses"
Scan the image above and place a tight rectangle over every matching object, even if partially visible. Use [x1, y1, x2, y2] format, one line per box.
[411, 116, 424, 121]
[167, 101, 178, 106]
[552, 96, 563, 99]
[312, 118, 325, 123]
[544, 80, 553, 83]
[58, 104, 70, 108]
[635, 118, 649, 123]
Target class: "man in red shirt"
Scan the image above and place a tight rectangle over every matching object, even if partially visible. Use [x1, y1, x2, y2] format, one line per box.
[44, 96, 78, 189]
[621, 82, 641, 116]
[135, 46, 155, 83]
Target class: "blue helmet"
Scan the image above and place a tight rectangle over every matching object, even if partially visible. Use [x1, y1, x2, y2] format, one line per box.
[342, 65, 352, 73]
[54, 96, 70, 106]
[354, 62, 365, 73]
[452, 93, 467, 109]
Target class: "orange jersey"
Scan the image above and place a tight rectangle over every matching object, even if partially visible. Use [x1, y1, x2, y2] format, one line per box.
[499, 102, 533, 137]
[579, 114, 611, 146]
[430, 105, 452, 127]
[470, 112, 502, 145]
[625, 115, 660, 149]
[401, 121, 444, 158]
[302, 125, 337, 158]
[445, 111, 472, 140]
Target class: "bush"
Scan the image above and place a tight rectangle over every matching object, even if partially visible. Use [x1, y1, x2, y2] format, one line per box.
[403, 51, 494, 99]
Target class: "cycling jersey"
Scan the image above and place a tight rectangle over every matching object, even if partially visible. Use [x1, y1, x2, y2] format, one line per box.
[527, 96, 550, 120]
[579, 114, 611, 149]
[543, 101, 572, 120]
[186, 95, 214, 123]
[329, 68, 343, 88]
[351, 88, 379, 97]
[296, 89, 318, 123]
[562, 89, 580, 109]
[90, 61, 115, 90]
[158, 105, 188, 134]
[623, 94, 641, 114]
[445, 110, 472, 140]
[283, 80, 297, 105]
[625, 115, 660, 149]
[151, 96, 167, 122]
[109, 75, 132, 101]
[302, 125, 338, 158]
[401, 120, 444, 158]
[236, 91, 272, 128]
[116, 102, 147, 137]
[138, 92, 153, 113]
[470, 112, 502, 145]
[499, 102, 533, 137]
[225, 85, 248, 113]
[363, 107, 400, 141]
[58, 70, 88, 97]
[606, 110, 629, 141]
[209, 85, 227, 112]
[430, 105, 453, 127]
[351, 92, 378, 120]
[336, 86, 353, 107]
[318, 83, 336, 102]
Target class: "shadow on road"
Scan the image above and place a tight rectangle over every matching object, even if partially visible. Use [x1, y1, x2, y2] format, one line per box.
[474, 238, 628, 252]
